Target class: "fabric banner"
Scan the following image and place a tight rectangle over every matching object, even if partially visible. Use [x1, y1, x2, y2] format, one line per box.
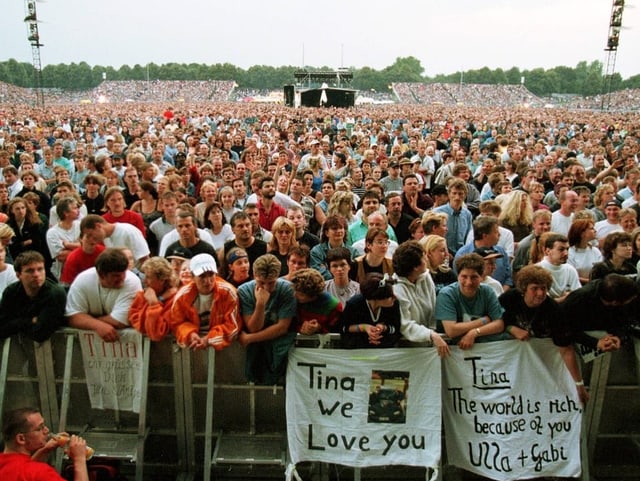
[286, 348, 441, 469]
[79, 329, 144, 413]
[442, 338, 582, 481]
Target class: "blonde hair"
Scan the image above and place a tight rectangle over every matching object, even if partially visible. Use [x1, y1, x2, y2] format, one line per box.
[499, 190, 533, 226]
[142, 256, 177, 290]
[267, 216, 299, 253]
[327, 190, 354, 222]
[420, 234, 451, 273]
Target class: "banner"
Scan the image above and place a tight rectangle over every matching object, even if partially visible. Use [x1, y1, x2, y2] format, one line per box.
[79, 329, 144, 413]
[442, 338, 582, 481]
[286, 348, 441, 469]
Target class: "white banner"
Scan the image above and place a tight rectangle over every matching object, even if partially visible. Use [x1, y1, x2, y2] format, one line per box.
[286, 348, 441, 468]
[79, 329, 144, 413]
[442, 338, 582, 480]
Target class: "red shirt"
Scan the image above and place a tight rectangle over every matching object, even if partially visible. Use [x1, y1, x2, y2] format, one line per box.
[0, 452, 65, 481]
[103, 210, 146, 238]
[257, 200, 286, 231]
[61, 244, 106, 284]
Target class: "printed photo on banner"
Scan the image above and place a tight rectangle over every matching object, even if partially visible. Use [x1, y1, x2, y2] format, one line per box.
[368, 371, 409, 424]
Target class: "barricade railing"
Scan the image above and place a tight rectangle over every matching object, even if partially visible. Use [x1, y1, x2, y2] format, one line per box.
[1, 330, 639, 481]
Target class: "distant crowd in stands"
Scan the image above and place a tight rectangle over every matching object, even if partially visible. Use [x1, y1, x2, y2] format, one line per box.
[392, 82, 546, 108]
[0, 80, 236, 105]
[2, 79, 640, 111]
[0, 101, 638, 393]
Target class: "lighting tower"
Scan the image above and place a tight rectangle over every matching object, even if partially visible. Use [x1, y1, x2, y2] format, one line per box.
[602, 0, 625, 111]
[24, 0, 44, 109]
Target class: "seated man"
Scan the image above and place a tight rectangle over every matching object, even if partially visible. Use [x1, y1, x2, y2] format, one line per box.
[0, 407, 89, 481]
[66, 248, 142, 342]
[435, 253, 506, 350]
[237, 254, 297, 385]
[0, 251, 67, 342]
[289, 268, 342, 335]
[168, 253, 240, 350]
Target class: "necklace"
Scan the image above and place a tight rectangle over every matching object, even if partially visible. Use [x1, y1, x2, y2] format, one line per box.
[366, 300, 381, 324]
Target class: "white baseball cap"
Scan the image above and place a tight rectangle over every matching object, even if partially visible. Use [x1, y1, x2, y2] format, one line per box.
[190, 253, 217, 276]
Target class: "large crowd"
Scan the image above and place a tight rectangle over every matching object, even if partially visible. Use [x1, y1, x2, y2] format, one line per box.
[0, 80, 237, 105]
[392, 82, 546, 108]
[0, 101, 638, 393]
[2, 79, 640, 111]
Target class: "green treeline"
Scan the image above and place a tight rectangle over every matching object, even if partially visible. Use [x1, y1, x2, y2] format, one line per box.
[1, 56, 639, 97]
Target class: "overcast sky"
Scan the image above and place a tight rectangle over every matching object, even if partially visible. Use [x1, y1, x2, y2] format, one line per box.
[3, 0, 639, 79]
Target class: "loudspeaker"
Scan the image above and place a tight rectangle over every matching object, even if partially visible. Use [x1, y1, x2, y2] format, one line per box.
[284, 85, 295, 106]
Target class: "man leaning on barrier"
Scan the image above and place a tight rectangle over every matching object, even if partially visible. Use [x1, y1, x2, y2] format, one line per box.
[435, 253, 506, 350]
[561, 273, 639, 354]
[65, 248, 142, 342]
[0, 251, 66, 342]
[0, 407, 89, 481]
[499, 265, 588, 404]
[168, 253, 240, 350]
[237, 254, 297, 385]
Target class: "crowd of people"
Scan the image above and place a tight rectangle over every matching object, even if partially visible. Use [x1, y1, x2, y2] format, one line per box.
[0, 80, 237, 105]
[392, 82, 546, 108]
[1, 98, 640, 478]
[3, 78, 640, 111]
[0, 102, 639, 459]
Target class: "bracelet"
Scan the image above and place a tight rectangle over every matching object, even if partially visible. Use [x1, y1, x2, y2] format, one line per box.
[475, 328, 481, 336]
[575, 380, 585, 386]
[505, 325, 513, 334]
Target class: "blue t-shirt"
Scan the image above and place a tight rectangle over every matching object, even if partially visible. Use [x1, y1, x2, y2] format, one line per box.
[238, 279, 297, 326]
[434, 283, 504, 333]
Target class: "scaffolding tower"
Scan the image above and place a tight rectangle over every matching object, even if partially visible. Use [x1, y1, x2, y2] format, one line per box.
[602, 0, 625, 111]
[24, 0, 44, 109]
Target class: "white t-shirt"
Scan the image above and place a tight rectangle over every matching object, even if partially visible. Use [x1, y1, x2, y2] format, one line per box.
[65, 268, 142, 325]
[550, 211, 574, 236]
[46, 221, 81, 280]
[594, 220, 623, 242]
[0, 264, 17, 298]
[105, 223, 150, 262]
[158, 228, 216, 257]
[536, 259, 581, 299]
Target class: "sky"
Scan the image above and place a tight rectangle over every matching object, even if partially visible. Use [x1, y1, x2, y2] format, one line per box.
[3, 0, 639, 79]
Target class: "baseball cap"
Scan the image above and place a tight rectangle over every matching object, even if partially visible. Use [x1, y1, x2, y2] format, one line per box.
[604, 200, 621, 209]
[474, 247, 504, 260]
[190, 253, 217, 276]
[166, 245, 194, 261]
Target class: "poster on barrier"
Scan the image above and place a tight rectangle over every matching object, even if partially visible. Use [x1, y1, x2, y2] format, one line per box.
[79, 329, 144, 413]
[286, 348, 441, 468]
[442, 338, 582, 481]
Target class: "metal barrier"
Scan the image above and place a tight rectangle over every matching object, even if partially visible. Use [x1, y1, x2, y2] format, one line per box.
[1, 331, 639, 481]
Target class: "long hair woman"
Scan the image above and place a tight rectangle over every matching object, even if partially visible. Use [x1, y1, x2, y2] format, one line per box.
[499, 190, 533, 243]
[267, 216, 299, 276]
[6, 197, 49, 267]
[567, 218, 602, 284]
[353, 228, 394, 284]
[420, 234, 456, 294]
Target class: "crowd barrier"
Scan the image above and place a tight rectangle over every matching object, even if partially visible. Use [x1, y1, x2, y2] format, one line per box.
[0, 330, 638, 481]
